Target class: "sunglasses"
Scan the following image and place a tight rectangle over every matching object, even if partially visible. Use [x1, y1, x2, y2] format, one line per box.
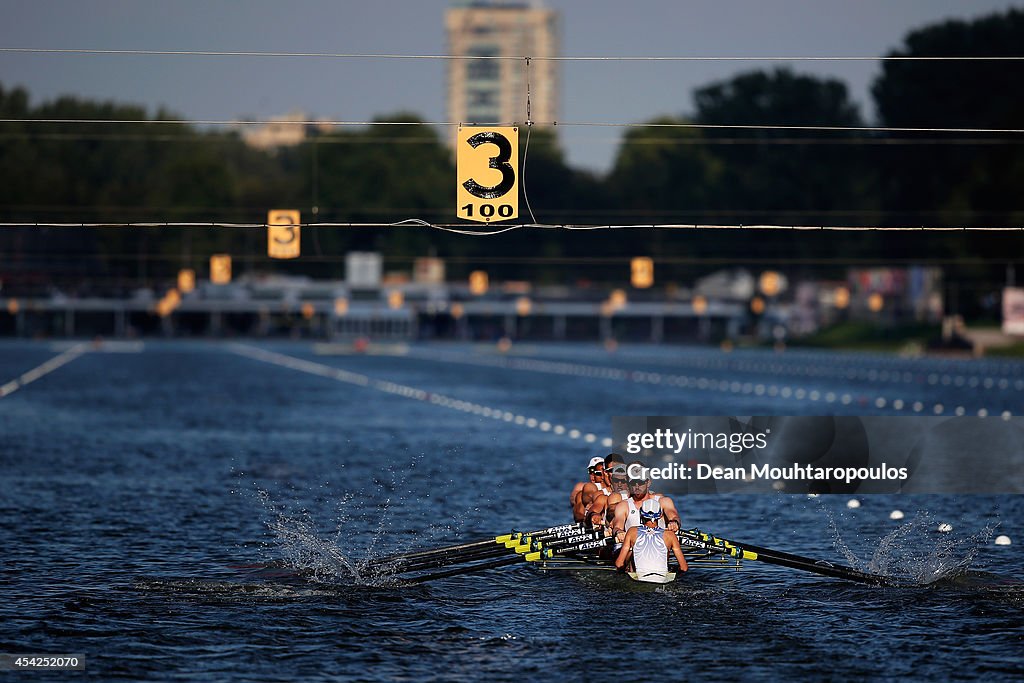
[628, 479, 647, 486]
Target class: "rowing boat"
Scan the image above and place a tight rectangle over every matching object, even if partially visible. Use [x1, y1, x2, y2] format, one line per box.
[526, 537, 744, 585]
[359, 522, 898, 587]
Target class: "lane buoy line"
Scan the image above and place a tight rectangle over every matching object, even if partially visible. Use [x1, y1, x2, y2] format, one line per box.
[0, 342, 90, 398]
[520, 348, 1024, 392]
[227, 344, 613, 449]
[395, 348, 1013, 419]
[50, 340, 146, 354]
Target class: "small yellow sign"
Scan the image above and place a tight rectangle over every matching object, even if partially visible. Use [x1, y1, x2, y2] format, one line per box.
[177, 269, 196, 294]
[210, 254, 232, 284]
[456, 126, 518, 223]
[469, 270, 489, 296]
[759, 271, 782, 297]
[868, 292, 884, 312]
[268, 210, 301, 259]
[834, 286, 851, 310]
[631, 257, 654, 289]
[155, 289, 180, 318]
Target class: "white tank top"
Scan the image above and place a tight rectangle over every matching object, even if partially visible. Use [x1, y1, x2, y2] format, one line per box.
[633, 526, 669, 580]
[624, 495, 663, 531]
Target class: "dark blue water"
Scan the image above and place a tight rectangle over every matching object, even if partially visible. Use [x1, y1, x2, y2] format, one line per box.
[2, 340, 1022, 681]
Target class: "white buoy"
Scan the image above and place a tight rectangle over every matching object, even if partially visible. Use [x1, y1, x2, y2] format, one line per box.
[938, 523, 953, 533]
[846, 499, 861, 509]
[890, 510, 905, 520]
[995, 535, 1012, 546]
[807, 493, 819, 498]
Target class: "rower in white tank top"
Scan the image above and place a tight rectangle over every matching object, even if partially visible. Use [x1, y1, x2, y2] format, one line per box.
[615, 498, 689, 583]
[632, 525, 669, 580]
[624, 494, 663, 531]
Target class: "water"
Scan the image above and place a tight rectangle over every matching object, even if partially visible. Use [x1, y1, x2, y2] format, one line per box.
[1, 340, 1023, 681]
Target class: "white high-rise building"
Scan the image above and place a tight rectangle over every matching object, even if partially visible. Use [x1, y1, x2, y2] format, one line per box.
[445, 1, 559, 127]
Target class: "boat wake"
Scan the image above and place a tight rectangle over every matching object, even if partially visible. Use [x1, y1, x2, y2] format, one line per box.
[132, 575, 353, 601]
[827, 509, 1001, 587]
[132, 498, 423, 599]
[254, 487, 433, 588]
[259, 489, 366, 583]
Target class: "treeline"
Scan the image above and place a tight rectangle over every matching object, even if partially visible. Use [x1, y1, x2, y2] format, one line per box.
[2, 9, 1023, 315]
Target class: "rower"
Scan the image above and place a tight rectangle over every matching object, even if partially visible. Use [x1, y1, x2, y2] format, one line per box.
[582, 456, 628, 528]
[599, 453, 626, 488]
[610, 461, 682, 542]
[615, 499, 688, 582]
[571, 457, 608, 522]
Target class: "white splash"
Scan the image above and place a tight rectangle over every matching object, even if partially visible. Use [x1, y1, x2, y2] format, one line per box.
[825, 508, 995, 585]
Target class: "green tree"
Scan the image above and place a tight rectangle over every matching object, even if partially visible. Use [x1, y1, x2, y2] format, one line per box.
[872, 8, 1024, 228]
[694, 68, 873, 224]
[607, 117, 722, 220]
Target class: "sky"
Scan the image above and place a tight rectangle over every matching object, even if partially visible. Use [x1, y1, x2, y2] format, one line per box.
[1, 0, 1021, 172]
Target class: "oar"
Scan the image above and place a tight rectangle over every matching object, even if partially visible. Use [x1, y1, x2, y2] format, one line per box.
[679, 529, 898, 586]
[402, 535, 614, 584]
[533, 563, 619, 572]
[395, 528, 606, 577]
[378, 524, 591, 571]
[373, 528, 607, 576]
[401, 556, 526, 584]
[367, 523, 584, 567]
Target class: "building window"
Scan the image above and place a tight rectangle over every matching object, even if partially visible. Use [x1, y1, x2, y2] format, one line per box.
[467, 60, 499, 80]
[467, 109, 500, 123]
[467, 43, 498, 58]
[468, 89, 498, 107]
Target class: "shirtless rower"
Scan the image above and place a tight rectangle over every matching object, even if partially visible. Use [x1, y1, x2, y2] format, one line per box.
[609, 461, 682, 543]
[582, 454, 628, 528]
[615, 499, 688, 583]
[571, 457, 607, 522]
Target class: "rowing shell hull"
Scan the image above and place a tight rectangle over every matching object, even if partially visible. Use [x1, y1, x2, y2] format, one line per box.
[535, 566, 682, 592]
[628, 571, 677, 584]
[580, 571, 679, 592]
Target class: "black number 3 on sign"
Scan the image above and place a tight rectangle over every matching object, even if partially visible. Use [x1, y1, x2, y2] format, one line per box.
[456, 126, 519, 223]
[462, 131, 515, 199]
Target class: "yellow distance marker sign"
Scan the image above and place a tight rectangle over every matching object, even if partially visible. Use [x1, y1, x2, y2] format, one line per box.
[210, 254, 232, 284]
[456, 126, 518, 223]
[469, 270, 489, 296]
[268, 210, 301, 259]
[177, 269, 196, 294]
[631, 257, 654, 289]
